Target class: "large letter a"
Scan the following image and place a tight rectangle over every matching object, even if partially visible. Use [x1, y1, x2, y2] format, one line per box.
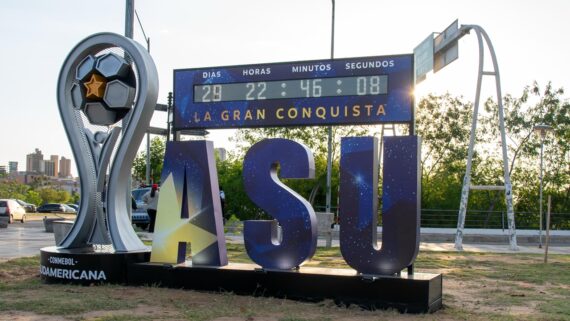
[150, 141, 227, 266]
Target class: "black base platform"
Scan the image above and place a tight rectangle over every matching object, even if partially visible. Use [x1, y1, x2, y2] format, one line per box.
[128, 262, 442, 313]
[40, 246, 150, 285]
[40, 247, 442, 313]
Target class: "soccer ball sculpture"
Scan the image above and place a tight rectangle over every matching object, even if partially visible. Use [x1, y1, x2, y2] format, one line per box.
[70, 53, 136, 126]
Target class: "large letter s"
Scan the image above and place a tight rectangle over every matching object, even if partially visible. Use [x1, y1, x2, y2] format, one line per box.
[243, 139, 317, 270]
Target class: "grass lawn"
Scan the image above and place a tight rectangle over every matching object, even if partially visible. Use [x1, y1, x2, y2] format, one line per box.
[1, 244, 570, 321]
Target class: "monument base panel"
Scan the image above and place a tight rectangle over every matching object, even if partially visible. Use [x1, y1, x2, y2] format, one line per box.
[40, 246, 150, 285]
[128, 262, 442, 313]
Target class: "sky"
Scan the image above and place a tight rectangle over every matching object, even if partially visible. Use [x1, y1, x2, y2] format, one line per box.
[1, 0, 569, 177]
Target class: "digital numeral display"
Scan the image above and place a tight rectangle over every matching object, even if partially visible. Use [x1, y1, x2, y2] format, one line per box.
[194, 75, 388, 103]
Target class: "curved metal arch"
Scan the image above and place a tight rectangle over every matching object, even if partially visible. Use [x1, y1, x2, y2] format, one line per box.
[454, 25, 518, 251]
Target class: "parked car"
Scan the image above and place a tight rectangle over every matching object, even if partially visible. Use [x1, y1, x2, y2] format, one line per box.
[131, 187, 151, 230]
[66, 204, 79, 212]
[15, 199, 37, 213]
[62, 204, 77, 213]
[37, 203, 71, 213]
[132, 187, 151, 211]
[0, 199, 27, 223]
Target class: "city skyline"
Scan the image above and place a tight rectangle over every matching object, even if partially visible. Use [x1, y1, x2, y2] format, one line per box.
[4, 147, 74, 178]
[1, 0, 569, 177]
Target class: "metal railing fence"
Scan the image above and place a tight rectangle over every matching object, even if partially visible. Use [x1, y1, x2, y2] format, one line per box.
[313, 206, 570, 230]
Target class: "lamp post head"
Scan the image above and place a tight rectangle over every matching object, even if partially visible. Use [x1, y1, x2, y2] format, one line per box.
[533, 124, 553, 139]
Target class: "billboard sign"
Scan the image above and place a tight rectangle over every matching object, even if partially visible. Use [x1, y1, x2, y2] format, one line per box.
[174, 55, 414, 129]
[434, 20, 460, 72]
[414, 33, 434, 83]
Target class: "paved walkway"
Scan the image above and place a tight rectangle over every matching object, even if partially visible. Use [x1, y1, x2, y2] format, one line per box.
[222, 235, 570, 254]
[0, 220, 55, 260]
[1, 221, 570, 261]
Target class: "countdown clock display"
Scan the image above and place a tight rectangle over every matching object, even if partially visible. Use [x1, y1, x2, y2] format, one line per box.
[174, 54, 413, 129]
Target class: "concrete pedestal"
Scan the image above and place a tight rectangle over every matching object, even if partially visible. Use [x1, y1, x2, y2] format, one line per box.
[43, 217, 60, 233]
[316, 212, 334, 248]
[53, 220, 74, 245]
[0, 217, 8, 228]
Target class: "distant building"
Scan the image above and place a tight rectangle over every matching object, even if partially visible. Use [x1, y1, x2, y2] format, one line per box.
[26, 148, 44, 173]
[50, 177, 80, 194]
[22, 173, 45, 186]
[5, 172, 79, 194]
[44, 160, 56, 177]
[59, 157, 72, 178]
[50, 155, 59, 177]
[8, 161, 17, 174]
[0, 166, 6, 175]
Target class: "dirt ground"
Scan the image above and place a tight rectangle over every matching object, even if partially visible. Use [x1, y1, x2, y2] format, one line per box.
[1, 252, 569, 321]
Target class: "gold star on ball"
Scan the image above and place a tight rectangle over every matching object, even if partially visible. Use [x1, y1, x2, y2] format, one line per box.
[84, 73, 107, 99]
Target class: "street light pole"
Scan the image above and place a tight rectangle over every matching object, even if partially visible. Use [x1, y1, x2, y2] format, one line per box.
[133, 8, 152, 185]
[325, 0, 335, 214]
[533, 124, 552, 248]
[125, 0, 134, 39]
[539, 135, 544, 248]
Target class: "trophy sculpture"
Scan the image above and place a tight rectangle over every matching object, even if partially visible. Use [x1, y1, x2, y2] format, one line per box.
[40, 33, 158, 283]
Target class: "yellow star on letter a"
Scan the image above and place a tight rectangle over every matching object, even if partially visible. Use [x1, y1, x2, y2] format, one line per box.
[150, 173, 219, 264]
[84, 74, 106, 99]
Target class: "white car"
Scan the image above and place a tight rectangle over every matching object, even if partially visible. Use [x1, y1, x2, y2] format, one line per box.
[0, 199, 27, 223]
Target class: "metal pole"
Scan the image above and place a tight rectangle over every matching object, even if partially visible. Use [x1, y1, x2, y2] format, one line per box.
[125, 0, 135, 221]
[146, 133, 151, 185]
[125, 0, 134, 39]
[544, 195, 551, 263]
[455, 27, 484, 251]
[134, 6, 151, 186]
[539, 137, 544, 248]
[325, 0, 335, 214]
[477, 26, 518, 251]
[326, 128, 333, 213]
[331, 0, 335, 59]
[135, 10, 150, 52]
[455, 25, 518, 251]
[167, 92, 173, 142]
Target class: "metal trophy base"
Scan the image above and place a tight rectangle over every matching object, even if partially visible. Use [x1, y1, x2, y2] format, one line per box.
[128, 262, 443, 313]
[40, 246, 150, 285]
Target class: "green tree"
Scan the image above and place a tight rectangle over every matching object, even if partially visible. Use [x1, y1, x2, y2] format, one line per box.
[0, 181, 30, 201]
[415, 94, 475, 210]
[216, 155, 259, 220]
[38, 188, 70, 204]
[483, 82, 570, 226]
[414, 83, 569, 228]
[69, 191, 81, 204]
[132, 136, 166, 185]
[234, 126, 367, 160]
[25, 190, 42, 206]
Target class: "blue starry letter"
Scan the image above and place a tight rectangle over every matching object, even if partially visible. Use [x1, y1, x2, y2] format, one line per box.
[339, 136, 420, 275]
[243, 138, 317, 270]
